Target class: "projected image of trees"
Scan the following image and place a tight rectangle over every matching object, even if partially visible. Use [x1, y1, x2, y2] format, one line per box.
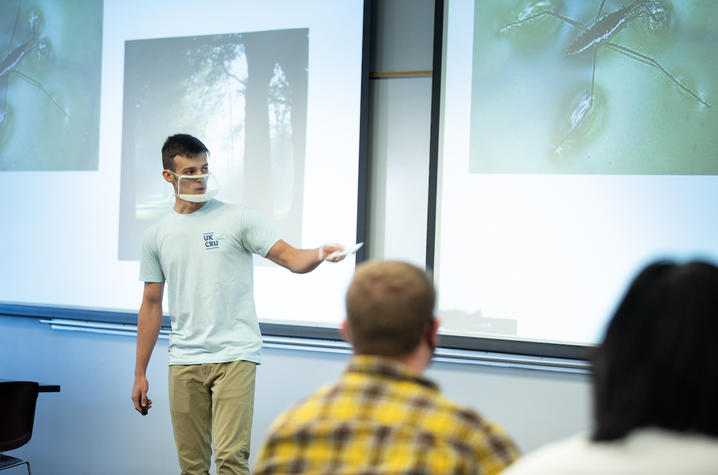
[118, 28, 308, 261]
[468, 0, 717, 174]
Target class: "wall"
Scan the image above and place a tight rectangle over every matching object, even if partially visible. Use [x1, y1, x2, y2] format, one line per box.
[0, 1, 591, 473]
[0, 316, 589, 474]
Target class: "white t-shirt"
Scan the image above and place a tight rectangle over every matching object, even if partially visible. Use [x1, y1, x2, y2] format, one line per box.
[140, 199, 279, 365]
[503, 428, 718, 475]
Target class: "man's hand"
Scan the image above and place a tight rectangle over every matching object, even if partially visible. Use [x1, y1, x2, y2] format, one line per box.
[320, 242, 363, 262]
[131, 375, 152, 415]
[319, 244, 346, 262]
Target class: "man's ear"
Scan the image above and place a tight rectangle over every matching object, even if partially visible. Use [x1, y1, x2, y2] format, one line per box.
[162, 169, 175, 184]
[427, 317, 439, 351]
[340, 319, 351, 344]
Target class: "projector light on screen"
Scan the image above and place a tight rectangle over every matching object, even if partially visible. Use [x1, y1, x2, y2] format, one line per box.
[0, 0, 368, 330]
[435, 0, 718, 351]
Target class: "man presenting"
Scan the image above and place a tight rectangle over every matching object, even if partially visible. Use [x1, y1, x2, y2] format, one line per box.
[130, 134, 346, 475]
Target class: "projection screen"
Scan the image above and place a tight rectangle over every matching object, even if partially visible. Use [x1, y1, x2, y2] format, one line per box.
[433, 0, 718, 357]
[0, 0, 369, 331]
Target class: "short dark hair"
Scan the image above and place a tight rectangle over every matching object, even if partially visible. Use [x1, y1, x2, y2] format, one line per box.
[161, 134, 209, 171]
[345, 261, 435, 357]
[591, 259, 718, 441]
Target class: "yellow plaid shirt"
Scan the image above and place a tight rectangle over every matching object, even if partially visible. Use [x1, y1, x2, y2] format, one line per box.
[255, 355, 519, 474]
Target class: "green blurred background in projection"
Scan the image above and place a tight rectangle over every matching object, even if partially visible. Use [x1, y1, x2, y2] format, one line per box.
[0, 0, 102, 171]
[469, 0, 717, 175]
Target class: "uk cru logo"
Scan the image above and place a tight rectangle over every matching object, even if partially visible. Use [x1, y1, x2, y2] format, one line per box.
[203, 232, 219, 249]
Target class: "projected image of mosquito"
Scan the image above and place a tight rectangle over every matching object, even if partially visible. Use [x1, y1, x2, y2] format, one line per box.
[1, 1, 67, 142]
[500, 0, 710, 156]
[0, 0, 102, 171]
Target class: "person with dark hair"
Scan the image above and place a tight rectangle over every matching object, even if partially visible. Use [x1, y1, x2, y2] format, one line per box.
[130, 134, 347, 475]
[503, 259, 718, 474]
[254, 260, 519, 474]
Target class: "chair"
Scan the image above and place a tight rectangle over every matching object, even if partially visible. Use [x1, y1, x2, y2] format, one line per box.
[0, 382, 39, 475]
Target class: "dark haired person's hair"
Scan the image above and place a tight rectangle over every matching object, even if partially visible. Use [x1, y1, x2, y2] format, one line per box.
[161, 134, 210, 171]
[591, 259, 718, 442]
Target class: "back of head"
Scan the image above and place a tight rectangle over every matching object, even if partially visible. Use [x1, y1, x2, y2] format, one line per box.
[161, 134, 209, 171]
[592, 259, 718, 441]
[345, 260, 435, 357]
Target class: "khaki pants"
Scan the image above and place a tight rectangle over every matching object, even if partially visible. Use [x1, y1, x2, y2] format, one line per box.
[169, 360, 256, 475]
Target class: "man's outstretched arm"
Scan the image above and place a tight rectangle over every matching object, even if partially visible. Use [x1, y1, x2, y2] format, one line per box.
[266, 240, 345, 274]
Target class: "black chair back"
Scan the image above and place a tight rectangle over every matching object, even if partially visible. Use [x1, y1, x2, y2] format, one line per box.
[0, 382, 39, 452]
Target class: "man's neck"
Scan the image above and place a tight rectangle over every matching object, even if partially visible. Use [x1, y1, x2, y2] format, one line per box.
[173, 198, 208, 214]
[391, 344, 432, 375]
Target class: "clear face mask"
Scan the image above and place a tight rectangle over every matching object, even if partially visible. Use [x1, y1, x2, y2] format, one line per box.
[167, 170, 220, 203]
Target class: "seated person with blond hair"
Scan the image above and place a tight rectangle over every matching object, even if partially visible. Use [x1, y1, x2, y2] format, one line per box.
[254, 260, 519, 474]
[504, 259, 718, 474]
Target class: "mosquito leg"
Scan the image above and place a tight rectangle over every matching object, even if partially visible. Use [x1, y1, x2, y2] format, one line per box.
[0, 77, 7, 111]
[590, 47, 598, 104]
[0, 82, 7, 127]
[606, 41, 710, 107]
[14, 69, 69, 116]
[8, 0, 21, 57]
[0, 1, 20, 126]
[500, 10, 588, 33]
[595, 0, 607, 20]
[554, 45, 600, 153]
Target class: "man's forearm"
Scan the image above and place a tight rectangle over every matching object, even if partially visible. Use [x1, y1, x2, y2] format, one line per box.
[289, 248, 324, 274]
[135, 302, 162, 376]
[267, 240, 344, 273]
